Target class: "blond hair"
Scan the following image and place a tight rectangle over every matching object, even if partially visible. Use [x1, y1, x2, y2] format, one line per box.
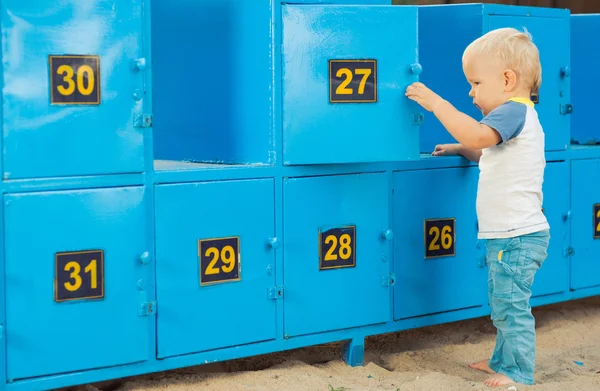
[463, 27, 542, 93]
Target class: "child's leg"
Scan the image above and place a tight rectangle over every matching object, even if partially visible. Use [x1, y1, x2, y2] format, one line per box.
[485, 231, 550, 386]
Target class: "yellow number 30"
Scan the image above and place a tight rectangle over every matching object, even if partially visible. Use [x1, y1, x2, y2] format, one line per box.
[57, 65, 95, 96]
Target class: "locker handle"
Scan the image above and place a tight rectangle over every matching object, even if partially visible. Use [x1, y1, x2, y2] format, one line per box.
[382, 229, 394, 241]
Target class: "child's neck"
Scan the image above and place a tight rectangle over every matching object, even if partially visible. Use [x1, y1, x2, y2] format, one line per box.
[506, 88, 533, 102]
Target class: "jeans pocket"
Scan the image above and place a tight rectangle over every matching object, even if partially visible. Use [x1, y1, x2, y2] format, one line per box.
[517, 249, 544, 289]
[489, 248, 519, 299]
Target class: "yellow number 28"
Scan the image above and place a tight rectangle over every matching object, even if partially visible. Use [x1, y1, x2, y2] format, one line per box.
[324, 233, 353, 261]
[57, 64, 95, 96]
[336, 68, 372, 95]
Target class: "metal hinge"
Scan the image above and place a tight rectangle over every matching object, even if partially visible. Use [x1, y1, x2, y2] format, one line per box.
[410, 112, 424, 125]
[138, 301, 156, 316]
[134, 113, 153, 128]
[268, 286, 284, 300]
[559, 104, 573, 115]
[381, 273, 396, 287]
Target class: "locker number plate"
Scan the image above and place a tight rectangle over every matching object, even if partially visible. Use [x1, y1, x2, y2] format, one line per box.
[199, 237, 241, 285]
[49, 55, 101, 105]
[425, 218, 455, 258]
[594, 204, 600, 239]
[55, 250, 104, 302]
[319, 226, 356, 270]
[329, 60, 377, 103]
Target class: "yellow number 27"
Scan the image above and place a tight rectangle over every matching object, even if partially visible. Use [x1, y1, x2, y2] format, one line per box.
[336, 68, 372, 95]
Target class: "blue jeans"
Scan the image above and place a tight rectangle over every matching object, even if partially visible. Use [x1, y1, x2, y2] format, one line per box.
[485, 229, 550, 385]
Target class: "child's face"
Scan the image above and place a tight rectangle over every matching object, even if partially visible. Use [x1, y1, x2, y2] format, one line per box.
[462, 53, 508, 117]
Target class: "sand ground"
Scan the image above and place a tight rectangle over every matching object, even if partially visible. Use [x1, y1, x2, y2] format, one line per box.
[81, 296, 600, 391]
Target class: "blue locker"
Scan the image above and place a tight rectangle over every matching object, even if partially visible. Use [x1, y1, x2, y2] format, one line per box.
[151, 0, 274, 165]
[419, 4, 570, 153]
[2, 0, 148, 179]
[392, 165, 486, 320]
[154, 179, 277, 358]
[570, 159, 600, 290]
[282, 5, 421, 165]
[571, 14, 600, 145]
[531, 162, 570, 298]
[283, 173, 392, 337]
[4, 187, 149, 380]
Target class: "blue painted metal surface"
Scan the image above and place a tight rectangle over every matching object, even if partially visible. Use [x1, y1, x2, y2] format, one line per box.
[151, 0, 275, 165]
[0, 2, 599, 391]
[571, 14, 600, 145]
[4, 187, 149, 381]
[570, 159, 600, 290]
[392, 166, 486, 320]
[418, 4, 571, 153]
[154, 179, 277, 358]
[531, 161, 570, 298]
[2, 0, 147, 180]
[282, 4, 421, 165]
[283, 173, 392, 337]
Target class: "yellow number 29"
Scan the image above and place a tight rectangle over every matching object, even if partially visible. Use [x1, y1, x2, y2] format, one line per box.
[428, 225, 453, 251]
[205, 245, 236, 275]
[336, 68, 372, 95]
[57, 64, 95, 96]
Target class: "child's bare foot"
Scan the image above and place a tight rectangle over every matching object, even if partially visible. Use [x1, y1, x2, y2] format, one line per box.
[484, 373, 516, 388]
[469, 360, 496, 374]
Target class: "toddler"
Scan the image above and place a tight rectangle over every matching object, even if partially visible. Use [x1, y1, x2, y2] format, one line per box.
[405, 27, 550, 388]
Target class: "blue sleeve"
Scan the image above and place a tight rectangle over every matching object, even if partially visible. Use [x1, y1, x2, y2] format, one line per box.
[479, 101, 527, 144]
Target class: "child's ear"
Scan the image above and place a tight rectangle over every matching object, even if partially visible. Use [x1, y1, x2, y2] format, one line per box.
[503, 69, 517, 91]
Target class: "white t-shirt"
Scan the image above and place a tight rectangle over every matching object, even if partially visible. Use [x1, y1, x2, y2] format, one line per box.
[476, 97, 550, 239]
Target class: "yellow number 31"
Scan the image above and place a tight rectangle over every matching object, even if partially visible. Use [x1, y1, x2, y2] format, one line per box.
[57, 64, 95, 96]
[64, 259, 98, 291]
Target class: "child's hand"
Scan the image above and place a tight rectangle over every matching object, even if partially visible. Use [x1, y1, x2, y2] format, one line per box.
[432, 143, 461, 156]
[405, 82, 443, 112]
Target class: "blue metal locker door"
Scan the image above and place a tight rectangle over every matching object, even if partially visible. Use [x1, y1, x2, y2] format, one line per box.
[570, 159, 600, 290]
[4, 187, 149, 381]
[155, 179, 277, 358]
[282, 5, 420, 165]
[2, 0, 147, 179]
[283, 173, 391, 337]
[488, 15, 570, 152]
[530, 162, 569, 298]
[393, 166, 487, 320]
